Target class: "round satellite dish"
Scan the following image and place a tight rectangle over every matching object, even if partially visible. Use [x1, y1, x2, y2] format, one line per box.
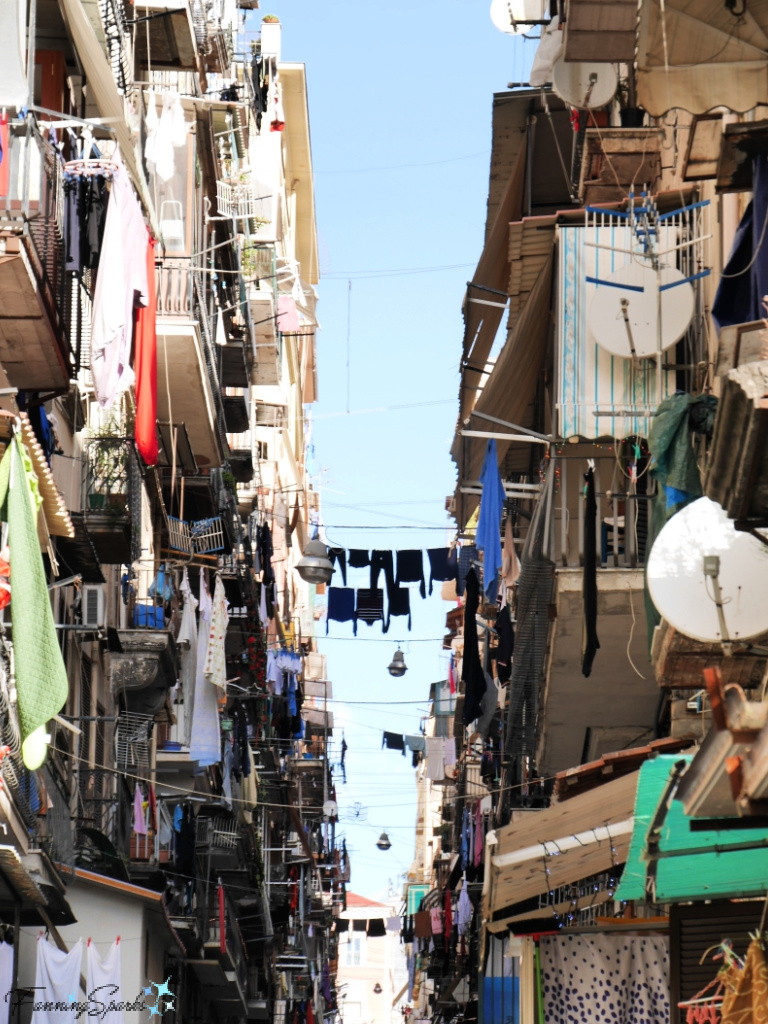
[588, 263, 695, 358]
[551, 58, 617, 109]
[647, 497, 768, 643]
[490, 0, 546, 33]
[322, 800, 338, 818]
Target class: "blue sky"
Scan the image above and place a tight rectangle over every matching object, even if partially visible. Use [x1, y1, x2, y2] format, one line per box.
[255, 2, 534, 897]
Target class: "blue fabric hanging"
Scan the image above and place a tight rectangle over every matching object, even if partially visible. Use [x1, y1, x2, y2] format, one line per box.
[476, 439, 505, 600]
[712, 153, 768, 329]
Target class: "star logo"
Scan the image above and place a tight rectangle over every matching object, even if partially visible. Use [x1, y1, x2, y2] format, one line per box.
[153, 978, 174, 1000]
[145, 976, 176, 1018]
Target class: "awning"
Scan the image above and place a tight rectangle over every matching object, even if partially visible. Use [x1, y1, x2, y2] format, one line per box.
[280, 65, 318, 285]
[488, 770, 638, 917]
[636, 0, 768, 116]
[616, 755, 768, 903]
[19, 413, 74, 540]
[459, 145, 527, 424]
[452, 259, 553, 526]
[54, 512, 106, 584]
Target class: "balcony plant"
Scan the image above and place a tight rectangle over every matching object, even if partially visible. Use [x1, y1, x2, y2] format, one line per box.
[85, 414, 130, 514]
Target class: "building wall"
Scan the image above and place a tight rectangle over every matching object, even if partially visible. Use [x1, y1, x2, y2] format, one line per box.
[17, 880, 174, 1024]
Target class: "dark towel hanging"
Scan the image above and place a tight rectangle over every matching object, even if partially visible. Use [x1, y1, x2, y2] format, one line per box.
[355, 588, 384, 627]
[367, 918, 387, 938]
[382, 731, 406, 754]
[582, 467, 600, 676]
[494, 605, 514, 684]
[427, 547, 456, 595]
[327, 547, 347, 585]
[348, 549, 370, 569]
[462, 568, 486, 725]
[384, 586, 411, 632]
[326, 587, 356, 635]
[396, 549, 426, 599]
[370, 550, 395, 596]
[457, 544, 478, 597]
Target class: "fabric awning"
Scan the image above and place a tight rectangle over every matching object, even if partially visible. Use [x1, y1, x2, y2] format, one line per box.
[616, 755, 768, 903]
[636, 0, 768, 116]
[488, 770, 638, 917]
[452, 259, 553, 527]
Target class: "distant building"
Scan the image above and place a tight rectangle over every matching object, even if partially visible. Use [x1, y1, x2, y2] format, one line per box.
[337, 893, 407, 1024]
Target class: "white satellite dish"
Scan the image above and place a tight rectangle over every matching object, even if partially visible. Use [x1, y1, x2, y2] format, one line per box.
[551, 58, 617, 109]
[647, 497, 768, 643]
[323, 800, 338, 818]
[588, 263, 695, 359]
[490, 0, 547, 33]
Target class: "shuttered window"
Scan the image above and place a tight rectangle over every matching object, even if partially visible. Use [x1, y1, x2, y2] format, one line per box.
[670, 900, 764, 1024]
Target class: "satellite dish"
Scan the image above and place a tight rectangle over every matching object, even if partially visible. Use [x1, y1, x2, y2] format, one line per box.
[323, 800, 338, 818]
[647, 497, 768, 643]
[490, 0, 547, 33]
[588, 263, 695, 358]
[551, 58, 617, 109]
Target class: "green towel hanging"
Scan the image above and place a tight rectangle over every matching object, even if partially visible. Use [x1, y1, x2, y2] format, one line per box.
[0, 436, 68, 768]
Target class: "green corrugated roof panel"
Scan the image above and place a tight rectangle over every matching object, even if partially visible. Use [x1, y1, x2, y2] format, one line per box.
[616, 755, 768, 903]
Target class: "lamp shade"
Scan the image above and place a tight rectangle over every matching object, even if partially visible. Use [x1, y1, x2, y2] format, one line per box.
[387, 650, 407, 677]
[295, 538, 334, 585]
[376, 832, 392, 851]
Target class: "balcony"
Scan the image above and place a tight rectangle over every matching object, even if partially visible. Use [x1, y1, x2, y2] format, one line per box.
[189, 886, 248, 1014]
[155, 259, 228, 469]
[248, 285, 281, 386]
[0, 122, 73, 391]
[82, 437, 134, 564]
[108, 629, 178, 717]
[133, 1, 199, 70]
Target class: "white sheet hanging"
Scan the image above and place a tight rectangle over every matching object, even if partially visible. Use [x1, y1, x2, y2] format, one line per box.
[32, 937, 83, 1024]
[0, 0, 28, 109]
[178, 569, 198, 747]
[90, 152, 149, 409]
[204, 575, 230, 689]
[189, 575, 221, 766]
[0, 940, 12, 1024]
[86, 940, 123, 1024]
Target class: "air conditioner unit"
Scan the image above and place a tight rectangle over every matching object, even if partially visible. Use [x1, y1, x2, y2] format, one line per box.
[82, 586, 105, 628]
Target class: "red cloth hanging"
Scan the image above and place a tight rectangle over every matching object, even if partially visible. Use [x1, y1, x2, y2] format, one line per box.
[0, 115, 9, 198]
[134, 233, 158, 465]
[444, 888, 453, 941]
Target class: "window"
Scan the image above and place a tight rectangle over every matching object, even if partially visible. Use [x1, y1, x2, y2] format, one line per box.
[345, 936, 362, 967]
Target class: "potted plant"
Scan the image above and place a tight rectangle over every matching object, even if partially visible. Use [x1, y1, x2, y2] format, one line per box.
[85, 414, 129, 512]
[617, 76, 645, 128]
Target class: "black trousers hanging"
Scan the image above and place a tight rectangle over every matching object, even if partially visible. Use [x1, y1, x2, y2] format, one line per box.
[582, 467, 600, 676]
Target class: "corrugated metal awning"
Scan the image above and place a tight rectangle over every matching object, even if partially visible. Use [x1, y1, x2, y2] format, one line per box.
[617, 755, 768, 903]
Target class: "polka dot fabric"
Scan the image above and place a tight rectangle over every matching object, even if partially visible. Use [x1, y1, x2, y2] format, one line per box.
[540, 933, 670, 1023]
